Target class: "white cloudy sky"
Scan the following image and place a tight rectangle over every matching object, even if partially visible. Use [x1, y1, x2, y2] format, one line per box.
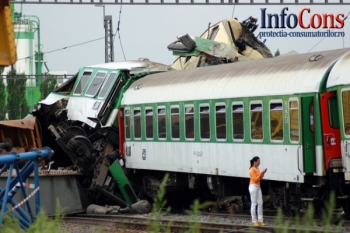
[14, 4, 350, 74]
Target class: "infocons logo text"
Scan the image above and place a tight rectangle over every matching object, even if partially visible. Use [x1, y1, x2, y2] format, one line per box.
[258, 8, 346, 39]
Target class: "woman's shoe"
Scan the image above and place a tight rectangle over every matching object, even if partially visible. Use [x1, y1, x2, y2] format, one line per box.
[252, 222, 259, 226]
[258, 222, 266, 226]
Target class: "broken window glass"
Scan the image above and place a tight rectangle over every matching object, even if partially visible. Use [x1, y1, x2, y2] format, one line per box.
[99, 73, 117, 99]
[86, 72, 107, 97]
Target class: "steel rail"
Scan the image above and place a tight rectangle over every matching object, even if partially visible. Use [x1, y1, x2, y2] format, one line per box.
[64, 214, 343, 233]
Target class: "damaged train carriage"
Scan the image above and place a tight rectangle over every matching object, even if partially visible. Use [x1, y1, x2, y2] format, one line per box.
[32, 60, 173, 208]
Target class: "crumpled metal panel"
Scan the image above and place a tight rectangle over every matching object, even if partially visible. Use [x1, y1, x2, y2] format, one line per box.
[39, 93, 66, 105]
[122, 48, 350, 105]
[326, 50, 350, 88]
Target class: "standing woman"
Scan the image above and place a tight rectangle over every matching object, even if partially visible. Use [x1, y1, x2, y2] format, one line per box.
[249, 156, 267, 226]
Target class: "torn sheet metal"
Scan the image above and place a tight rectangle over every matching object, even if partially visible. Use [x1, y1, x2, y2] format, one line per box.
[65, 97, 102, 128]
[170, 35, 237, 61]
[170, 17, 273, 70]
[87, 59, 174, 75]
[39, 93, 66, 105]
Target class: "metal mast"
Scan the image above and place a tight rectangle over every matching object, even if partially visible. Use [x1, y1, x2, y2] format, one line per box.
[104, 15, 114, 63]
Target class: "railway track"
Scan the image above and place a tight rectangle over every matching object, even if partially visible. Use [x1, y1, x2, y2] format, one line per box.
[62, 213, 344, 233]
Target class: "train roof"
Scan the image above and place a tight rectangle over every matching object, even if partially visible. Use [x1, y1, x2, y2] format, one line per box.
[84, 59, 173, 74]
[327, 49, 350, 88]
[122, 48, 350, 105]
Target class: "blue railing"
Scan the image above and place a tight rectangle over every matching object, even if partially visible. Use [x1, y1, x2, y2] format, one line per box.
[0, 147, 53, 229]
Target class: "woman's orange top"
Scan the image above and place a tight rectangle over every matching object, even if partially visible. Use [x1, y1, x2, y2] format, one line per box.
[249, 167, 261, 185]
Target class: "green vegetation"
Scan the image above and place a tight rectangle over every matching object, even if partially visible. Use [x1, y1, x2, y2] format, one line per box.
[274, 192, 343, 233]
[1, 202, 68, 233]
[147, 173, 172, 233]
[0, 68, 7, 120]
[6, 69, 28, 120]
[0, 69, 59, 120]
[40, 76, 57, 100]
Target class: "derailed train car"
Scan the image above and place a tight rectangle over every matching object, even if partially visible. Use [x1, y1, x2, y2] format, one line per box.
[34, 47, 350, 215]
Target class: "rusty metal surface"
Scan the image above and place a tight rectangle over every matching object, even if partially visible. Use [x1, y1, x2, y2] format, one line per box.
[0, 117, 42, 153]
[0, 117, 36, 129]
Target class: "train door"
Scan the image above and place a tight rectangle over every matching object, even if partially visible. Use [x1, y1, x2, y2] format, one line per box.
[319, 92, 342, 169]
[118, 108, 125, 159]
[301, 97, 316, 173]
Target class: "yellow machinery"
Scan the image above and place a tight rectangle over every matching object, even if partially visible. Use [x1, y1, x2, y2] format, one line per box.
[0, 0, 17, 66]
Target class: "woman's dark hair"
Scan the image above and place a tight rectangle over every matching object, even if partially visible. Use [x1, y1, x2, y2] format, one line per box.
[250, 156, 260, 169]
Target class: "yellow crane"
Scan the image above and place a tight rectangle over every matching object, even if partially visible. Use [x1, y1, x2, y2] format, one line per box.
[0, 0, 16, 66]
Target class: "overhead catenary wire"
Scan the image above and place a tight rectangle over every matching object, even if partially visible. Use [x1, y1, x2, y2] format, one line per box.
[231, 4, 235, 18]
[113, 0, 126, 60]
[308, 11, 349, 53]
[17, 36, 105, 61]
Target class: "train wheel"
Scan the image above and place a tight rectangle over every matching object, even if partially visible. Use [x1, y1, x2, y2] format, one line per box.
[340, 200, 350, 219]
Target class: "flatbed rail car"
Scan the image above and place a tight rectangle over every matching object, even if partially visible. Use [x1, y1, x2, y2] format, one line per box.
[120, 48, 350, 213]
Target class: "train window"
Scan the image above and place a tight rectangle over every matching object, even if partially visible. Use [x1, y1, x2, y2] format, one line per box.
[210, 26, 219, 40]
[232, 104, 244, 140]
[185, 105, 195, 139]
[200, 105, 210, 139]
[216, 105, 226, 139]
[250, 103, 263, 140]
[145, 108, 153, 139]
[171, 107, 180, 139]
[158, 107, 166, 139]
[86, 72, 107, 97]
[289, 101, 299, 142]
[74, 71, 92, 95]
[270, 102, 283, 141]
[125, 109, 130, 139]
[342, 90, 350, 135]
[134, 109, 141, 139]
[99, 73, 117, 99]
[328, 97, 339, 128]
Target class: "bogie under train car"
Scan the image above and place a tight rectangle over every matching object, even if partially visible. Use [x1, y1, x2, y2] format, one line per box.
[34, 48, 350, 215]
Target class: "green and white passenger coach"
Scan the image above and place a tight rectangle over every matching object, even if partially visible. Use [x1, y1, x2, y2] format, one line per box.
[121, 48, 350, 213]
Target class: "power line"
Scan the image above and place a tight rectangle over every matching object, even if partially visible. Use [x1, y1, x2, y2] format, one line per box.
[17, 36, 105, 60]
[308, 11, 349, 53]
[113, 0, 126, 60]
[231, 4, 235, 18]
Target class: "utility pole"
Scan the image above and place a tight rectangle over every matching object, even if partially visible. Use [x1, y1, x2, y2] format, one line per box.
[104, 15, 114, 63]
[95, 4, 114, 63]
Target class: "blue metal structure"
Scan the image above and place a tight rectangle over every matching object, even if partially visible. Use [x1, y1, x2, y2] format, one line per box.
[0, 147, 53, 229]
